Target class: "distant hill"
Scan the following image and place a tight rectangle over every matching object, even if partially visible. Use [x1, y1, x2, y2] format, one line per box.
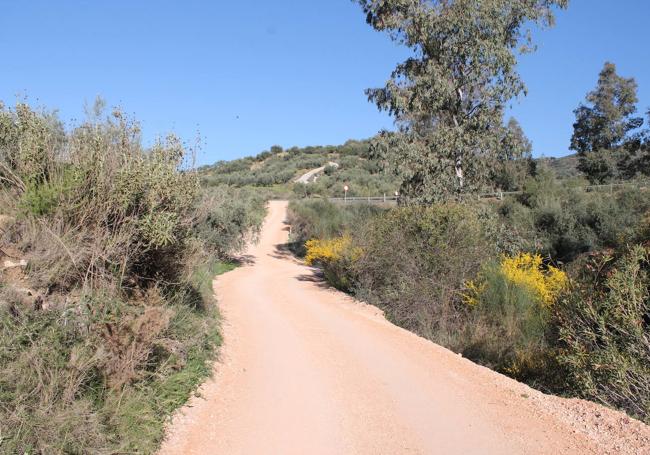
[537, 154, 580, 179]
[200, 140, 400, 197]
[200, 141, 583, 198]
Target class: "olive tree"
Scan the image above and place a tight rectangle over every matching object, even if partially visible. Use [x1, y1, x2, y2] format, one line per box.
[355, 0, 568, 202]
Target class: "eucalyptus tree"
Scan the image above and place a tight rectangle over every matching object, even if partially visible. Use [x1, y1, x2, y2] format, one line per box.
[493, 117, 535, 191]
[355, 0, 568, 202]
[570, 62, 643, 183]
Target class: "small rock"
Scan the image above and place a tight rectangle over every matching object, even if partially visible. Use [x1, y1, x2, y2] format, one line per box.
[2, 259, 27, 269]
[0, 214, 16, 232]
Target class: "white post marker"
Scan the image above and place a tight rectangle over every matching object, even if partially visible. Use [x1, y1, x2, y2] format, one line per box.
[344, 185, 349, 202]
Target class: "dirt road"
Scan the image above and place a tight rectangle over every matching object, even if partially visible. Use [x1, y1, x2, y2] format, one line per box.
[294, 162, 338, 184]
[160, 201, 650, 455]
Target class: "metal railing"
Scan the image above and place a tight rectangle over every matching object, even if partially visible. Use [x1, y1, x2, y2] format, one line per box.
[325, 181, 649, 205]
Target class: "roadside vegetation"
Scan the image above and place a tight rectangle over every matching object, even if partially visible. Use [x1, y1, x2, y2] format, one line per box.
[288, 0, 650, 425]
[0, 100, 265, 453]
[289, 175, 650, 422]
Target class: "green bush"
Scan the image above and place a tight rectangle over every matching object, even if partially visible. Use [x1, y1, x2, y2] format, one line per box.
[287, 199, 384, 255]
[498, 170, 650, 261]
[352, 204, 494, 347]
[194, 185, 266, 257]
[554, 245, 650, 423]
[0, 101, 262, 453]
[461, 258, 562, 387]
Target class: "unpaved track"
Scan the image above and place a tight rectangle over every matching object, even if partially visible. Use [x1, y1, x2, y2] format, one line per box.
[160, 201, 650, 455]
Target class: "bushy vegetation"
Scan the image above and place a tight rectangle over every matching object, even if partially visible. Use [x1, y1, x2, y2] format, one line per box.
[555, 246, 650, 421]
[0, 101, 265, 453]
[290, 173, 650, 421]
[286, 199, 385, 256]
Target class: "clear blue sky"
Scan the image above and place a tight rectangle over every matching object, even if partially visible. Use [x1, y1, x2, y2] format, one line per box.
[1, 1, 649, 165]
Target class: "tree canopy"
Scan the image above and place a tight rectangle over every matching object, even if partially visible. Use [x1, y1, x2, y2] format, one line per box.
[570, 62, 643, 183]
[356, 0, 568, 203]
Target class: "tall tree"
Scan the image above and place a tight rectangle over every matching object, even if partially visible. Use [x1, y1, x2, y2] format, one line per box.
[492, 117, 535, 191]
[356, 0, 567, 203]
[570, 62, 643, 183]
[618, 109, 650, 179]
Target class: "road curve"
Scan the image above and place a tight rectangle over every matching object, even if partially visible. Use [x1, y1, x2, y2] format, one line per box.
[294, 162, 338, 184]
[160, 200, 649, 455]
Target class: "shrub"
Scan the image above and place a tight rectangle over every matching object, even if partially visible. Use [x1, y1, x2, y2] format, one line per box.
[554, 245, 650, 422]
[0, 101, 260, 453]
[498, 170, 650, 261]
[304, 235, 359, 291]
[351, 204, 494, 347]
[194, 185, 266, 257]
[287, 199, 384, 255]
[462, 253, 568, 383]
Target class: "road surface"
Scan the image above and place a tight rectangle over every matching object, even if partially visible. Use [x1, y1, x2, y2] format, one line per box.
[160, 201, 649, 455]
[294, 162, 338, 184]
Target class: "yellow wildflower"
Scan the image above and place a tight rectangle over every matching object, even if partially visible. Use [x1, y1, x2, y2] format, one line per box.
[464, 252, 568, 307]
[500, 252, 568, 307]
[305, 235, 352, 266]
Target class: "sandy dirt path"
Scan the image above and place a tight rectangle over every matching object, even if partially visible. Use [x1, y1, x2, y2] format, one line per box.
[160, 201, 650, 455]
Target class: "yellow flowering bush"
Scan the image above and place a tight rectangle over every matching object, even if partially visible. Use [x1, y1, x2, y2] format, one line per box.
[465, 252, 568, 307]
[304, 235, 361, 291]
[305, 235, 351, 265]
[462, 252, 569, 381]
[500, 253, 568, 307]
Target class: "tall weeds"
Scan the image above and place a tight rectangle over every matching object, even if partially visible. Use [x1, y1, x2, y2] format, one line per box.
[0, 100, 264, 453]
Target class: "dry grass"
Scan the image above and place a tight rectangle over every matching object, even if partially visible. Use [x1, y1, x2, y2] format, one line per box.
[0, 100, 262, 453]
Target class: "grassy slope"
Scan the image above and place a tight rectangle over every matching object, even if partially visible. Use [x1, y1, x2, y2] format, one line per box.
[0, 260, 236, 454]
[117, 260, 236, 451]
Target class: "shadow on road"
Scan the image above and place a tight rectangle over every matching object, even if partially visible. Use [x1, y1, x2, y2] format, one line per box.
[295, 269, 333, 290]
[231, 254, 256, 266]
[269, 243, 297, 261]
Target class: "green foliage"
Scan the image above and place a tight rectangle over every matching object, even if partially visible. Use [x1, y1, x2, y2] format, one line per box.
[287, 199, 385, 255]
[554, 246, 650, 422]
[351, 204, 494, 344]
[0, 260, 232, 453]
[201, 139, 400, 197]
[0, 100, 261, 453]
[194, 185, 267, 257]
[571, 62, 644, 183]
[498, 169, 650, 262]
[491, 118, 536, 191]
[462, 261, 553, 382]
[356, 0, 567, 201]
[19, 167, 82, 216]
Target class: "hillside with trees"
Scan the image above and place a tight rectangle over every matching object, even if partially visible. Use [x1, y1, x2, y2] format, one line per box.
[200, 140, 402, 198]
